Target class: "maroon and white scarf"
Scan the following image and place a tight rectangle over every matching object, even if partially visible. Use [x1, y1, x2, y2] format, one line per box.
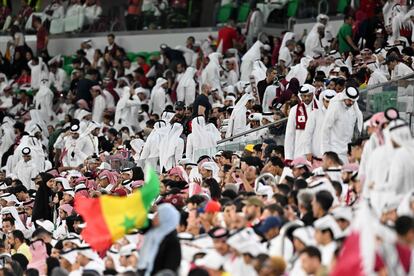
[296, 100, 318, 130]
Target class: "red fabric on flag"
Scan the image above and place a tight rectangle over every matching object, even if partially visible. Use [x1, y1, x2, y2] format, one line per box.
[331, 232, 365, 276]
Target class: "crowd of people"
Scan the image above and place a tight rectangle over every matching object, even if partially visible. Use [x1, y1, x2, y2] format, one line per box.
[0, 0, 413, 275]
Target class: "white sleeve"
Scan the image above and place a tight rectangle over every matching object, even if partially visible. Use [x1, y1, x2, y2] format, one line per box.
[186, 135, 194, 162]
[284, 107, 297, 160]
[321, 106, 337, 154]
[303, 111, 316, 155]
[174, 139, 184, 166]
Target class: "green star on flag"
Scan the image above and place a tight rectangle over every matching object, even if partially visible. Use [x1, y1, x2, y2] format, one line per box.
[121, 215, 137, 232]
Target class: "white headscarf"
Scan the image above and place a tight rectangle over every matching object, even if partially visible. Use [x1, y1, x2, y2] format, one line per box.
[191, 116, 217, 150]
[225, 93, 255, 138]
[286, 57, 311, 85]
[240, 40, 264, 81]
[318, 89, 337, 110]
[159, 123, 184, 171]
[177, 67, 197, 88]
[330, 87, 363, 132]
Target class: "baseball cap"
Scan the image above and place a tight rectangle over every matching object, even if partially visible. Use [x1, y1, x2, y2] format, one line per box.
[256, 216, 282, 234]
[175, 101, 185, 110]
[242, 196, 264, 208]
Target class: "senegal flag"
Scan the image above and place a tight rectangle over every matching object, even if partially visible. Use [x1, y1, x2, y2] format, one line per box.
[75, 168, 160, 251]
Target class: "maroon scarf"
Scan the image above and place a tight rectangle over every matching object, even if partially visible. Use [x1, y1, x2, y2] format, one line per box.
[295, 100, 318, 130]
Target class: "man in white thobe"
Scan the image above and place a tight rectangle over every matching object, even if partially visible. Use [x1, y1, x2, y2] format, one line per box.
[387, 55, 414, 79]
[321, 87, 363, 164]
[284, 84, 319, 162]
[14, 147, 38, 190]
[33, 79, 54, 123]
[149, 78, 169, 116]
[303, 89, 337, 162]
[91, 85, 106, 123]
[225, 93, 255, 139]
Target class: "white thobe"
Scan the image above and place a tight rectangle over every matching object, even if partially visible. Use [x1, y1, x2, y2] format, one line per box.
[150, 88, 168, 116]
[278, 47, 292, 67]
[364, 144, 396, 215]
[28, 59, 48, 90]
[318, 242, 336, 266]
[268, 235, 294, 261]
[92, 94, 106, 123]
[115, 94, 141, 130]
[15, 159, 38, 190]
[49, 68, 68, 92]
[368, 70, 388, 86]
[391, 62, 414, 79]
[305, 31, 323, 57]
[387, 146, 414, 196]
[80, 134, 99, 158]
[102, 89, 115, 111]
[33, 86, 54, 123]
[62, 137, 88, 167]
[321, 102, 361, 163]
[226, 105, 249, 138]
[284, 103, 314, 160]
[303, 108, 327, 158]
[83, 4, 102, 25]
[226, 70, 238, 86]
[262, 85, 277, 112]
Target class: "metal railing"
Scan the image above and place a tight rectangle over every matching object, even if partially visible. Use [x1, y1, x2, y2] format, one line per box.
[218, 117, 288, 144]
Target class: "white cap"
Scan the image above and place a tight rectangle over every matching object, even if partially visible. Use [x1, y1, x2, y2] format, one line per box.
[313, 215, 342, 240]
[195, 251, 224, 270]
[331, 206, 353, 222]
[61, 249, 78, 265]
[293, 226, 316, 246]
[36, 220, 55, 234]
[299, 84, 316, 94]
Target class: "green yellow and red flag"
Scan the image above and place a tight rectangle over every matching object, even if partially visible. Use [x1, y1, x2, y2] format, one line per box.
[75, 167, 160, 251]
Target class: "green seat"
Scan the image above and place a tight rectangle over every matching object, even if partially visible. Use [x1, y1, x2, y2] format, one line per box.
[237, 3, 250, 22]
[217, 4, 232, 23]
[337, 0, 349, 14]
[287, 0, 299, 17]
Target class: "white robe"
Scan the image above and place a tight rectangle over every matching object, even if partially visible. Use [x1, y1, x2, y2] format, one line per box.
[150, 78, 168, 116]
[286, 57, 311, 86]
[140, 122, 169, 170]
[15, 159, 38, 190]
[92, 94, 106, 123]
[321, 98, 362, 163]
[62, 136, 88, 167]
[225, 94, 255, 139]
[159, 124, 184, 171]
[368, 70, 388, 86]
[201, 53, 223, 96]
[391, 62, 414, 79]
[28, 58, 48, 90]
[284, 102, 315, 160]
[387, 144, 414, 196]
[186, 117, 219, 162]
[33, 83, 54, 123]
[240, 41, 263, 81]
[114, 88, 141, 130]
[303, 107, 327, 158]
[305, 23, 324, 57]
[79, 134, 99, 158]
[49, 68, 67, 92]
[176, 67, 197, 106]
[262, 85, 277, 113]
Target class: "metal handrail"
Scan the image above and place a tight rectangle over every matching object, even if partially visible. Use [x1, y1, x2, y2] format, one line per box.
[359, 72, 414, 93]
[218, 117, 288, 144]
[218, 72, 414, 144]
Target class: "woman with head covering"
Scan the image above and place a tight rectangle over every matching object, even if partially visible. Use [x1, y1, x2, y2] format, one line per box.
[150, 78, 170, 116]
[32, 173, 55, 223]
[159, 123, 184, 172]
[186, 116, 219, 163]
[176, 67, 197, 107]
[137, 203, 181, 276]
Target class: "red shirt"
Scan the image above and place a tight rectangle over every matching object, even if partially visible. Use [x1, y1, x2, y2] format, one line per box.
[218, 26, 238, 53]
[36, 25, 48, 51]
[139, 63, 150, 74]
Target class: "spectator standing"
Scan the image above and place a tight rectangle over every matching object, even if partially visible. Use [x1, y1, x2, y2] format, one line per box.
[245, 2, 264, 48]
[126, 0, 143, 30]
[218, 19, 238, 53]
[192, 84, 212, 119]
[33, 16, 48, 56]
[337, 15, 359, 55]
[104, 33, 120, 57]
